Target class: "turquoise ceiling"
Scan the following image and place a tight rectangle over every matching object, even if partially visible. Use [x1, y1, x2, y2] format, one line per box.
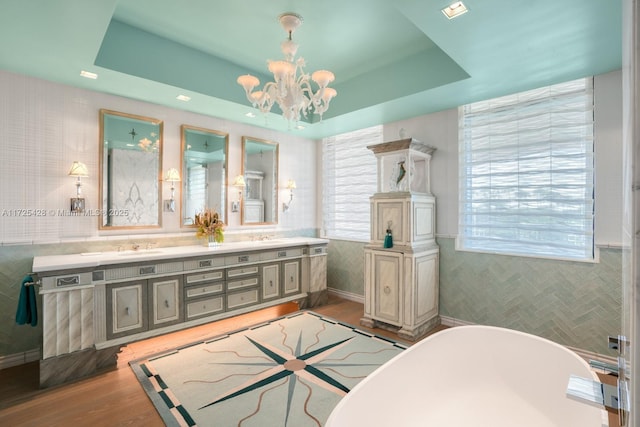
[0, 0, 621, 139]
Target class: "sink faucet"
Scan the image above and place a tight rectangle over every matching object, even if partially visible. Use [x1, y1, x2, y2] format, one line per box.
[132, 243, 140, 251]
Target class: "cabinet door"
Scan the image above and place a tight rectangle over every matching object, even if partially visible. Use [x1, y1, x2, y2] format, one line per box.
[106, 281, 148, 339]
[283, 260, 301, 295]
[150, 276, 183, 328]
[372, 252, 402, 325]
[261, 263, 280, 300]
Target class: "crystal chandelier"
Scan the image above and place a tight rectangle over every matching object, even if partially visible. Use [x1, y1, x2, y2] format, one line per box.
[237, 13, 337, 125]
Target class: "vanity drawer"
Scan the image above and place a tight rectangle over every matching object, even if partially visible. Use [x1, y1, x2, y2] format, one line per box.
[185, 282, 224, 299]
[42, 271, 93, 290]
[227, 289, 259, 310]
[260, 248, 303, 261]
[184, 257, 225, 271]
[225, 253, 260, 266]
[227, 277, 259, 291]
[186, 270, 224, 284]
[309, 245, 327, 256]
[227, 266, 259, 279]
[186, 296, 224, 319]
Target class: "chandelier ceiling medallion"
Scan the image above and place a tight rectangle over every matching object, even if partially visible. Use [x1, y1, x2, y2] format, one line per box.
[237, 13, 337, 126]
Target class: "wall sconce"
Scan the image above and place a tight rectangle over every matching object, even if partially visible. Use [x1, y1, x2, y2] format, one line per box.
[68, 161, 88, 213]
[231, 175, 246, 213]
[163, 168, 181, 212]
[282, 179, 297, 212]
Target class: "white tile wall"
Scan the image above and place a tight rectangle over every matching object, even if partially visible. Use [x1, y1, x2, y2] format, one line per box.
[0, 69, 319, 244]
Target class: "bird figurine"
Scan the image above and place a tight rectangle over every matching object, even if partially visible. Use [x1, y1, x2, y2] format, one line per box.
[396, 161, 406, 185]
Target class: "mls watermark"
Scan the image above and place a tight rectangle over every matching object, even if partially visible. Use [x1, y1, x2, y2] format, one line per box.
[1, 209, 130, 217]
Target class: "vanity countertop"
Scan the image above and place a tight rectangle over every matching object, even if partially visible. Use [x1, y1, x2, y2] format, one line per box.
[32, 237, 329, 273]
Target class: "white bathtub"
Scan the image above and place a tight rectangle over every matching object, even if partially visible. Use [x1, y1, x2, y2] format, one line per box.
[326, 325, 608, 427]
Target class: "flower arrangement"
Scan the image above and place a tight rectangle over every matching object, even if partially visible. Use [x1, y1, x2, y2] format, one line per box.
[194, 208, 225, 244]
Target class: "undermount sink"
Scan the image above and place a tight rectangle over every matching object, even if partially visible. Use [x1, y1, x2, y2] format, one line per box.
[117, 249, 164, 256]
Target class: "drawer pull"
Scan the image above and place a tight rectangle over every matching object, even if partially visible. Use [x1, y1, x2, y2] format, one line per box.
[139, 266, 156, 275]
[315, 247, 323, 254]
[57, 276, 79, 287]
[278, 251, 287, 258]
[384, 286, 391, 295]
[199, 260, 212, 268]
[238, 255, 249, 262]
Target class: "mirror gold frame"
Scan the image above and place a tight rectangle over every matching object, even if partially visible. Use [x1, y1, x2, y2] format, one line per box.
[98, 109, 163, 230]
[241, 136, 279, 225]
[180, 125, 229, 227]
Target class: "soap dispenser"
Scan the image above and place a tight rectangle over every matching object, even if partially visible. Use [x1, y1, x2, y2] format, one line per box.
[383, 221, 393, 248]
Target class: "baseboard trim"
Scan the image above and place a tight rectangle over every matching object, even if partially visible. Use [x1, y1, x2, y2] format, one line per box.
[0, 348, 40, 370]
[328, 287, 364, 304]
[440, 315, 475, 327]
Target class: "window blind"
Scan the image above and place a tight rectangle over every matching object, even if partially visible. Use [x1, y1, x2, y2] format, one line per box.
[458, 77, 595, 260]
[322, 125, 381, 241]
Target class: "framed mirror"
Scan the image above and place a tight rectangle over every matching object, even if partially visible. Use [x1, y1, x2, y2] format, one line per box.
[99, 109, 162, 229]
[241, 137, 279, 225]
[180, 125, 229, 226]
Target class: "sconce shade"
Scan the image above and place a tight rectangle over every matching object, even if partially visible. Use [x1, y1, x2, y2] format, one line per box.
[68, 161, 88, 177]
[286, 179, 297, 190]
[165, 168, 181, 182]
[233, 175, 246, 187]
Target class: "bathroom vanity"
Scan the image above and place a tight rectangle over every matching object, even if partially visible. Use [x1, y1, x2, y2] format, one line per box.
[32, 237, 328, 387]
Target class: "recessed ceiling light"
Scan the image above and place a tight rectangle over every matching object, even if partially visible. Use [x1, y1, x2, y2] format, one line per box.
[80, 70, 98, 79]
[245, 112, 256, 118]
[176, 94, 191, 102]
[442, 1, 468, 19]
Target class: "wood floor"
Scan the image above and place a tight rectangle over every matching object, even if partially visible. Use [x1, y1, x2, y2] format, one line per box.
[0, 296, 619, 426]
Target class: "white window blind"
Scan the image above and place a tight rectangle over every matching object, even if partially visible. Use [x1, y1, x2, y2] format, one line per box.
[322, 125, 381, 241]
[458, 77, 595, 260]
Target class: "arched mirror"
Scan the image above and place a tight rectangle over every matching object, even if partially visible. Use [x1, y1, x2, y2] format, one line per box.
[241, 136, 278, 225]
[180, 125, 229, 226]
[99, 109, 162, 229]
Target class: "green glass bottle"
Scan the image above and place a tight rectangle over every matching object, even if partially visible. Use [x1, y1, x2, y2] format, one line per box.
[383, 225, 393, 248]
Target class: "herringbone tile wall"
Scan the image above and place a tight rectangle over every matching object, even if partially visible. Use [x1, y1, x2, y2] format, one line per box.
[325, 238, 622, 355]
[327, 240, 367, 296]
[438, 238, 622, 355]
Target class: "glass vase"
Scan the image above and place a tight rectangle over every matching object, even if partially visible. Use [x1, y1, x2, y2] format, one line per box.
[206, 235, 219, 247]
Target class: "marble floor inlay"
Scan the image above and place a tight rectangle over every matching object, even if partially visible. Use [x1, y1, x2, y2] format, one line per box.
[130, 311, 406, 427]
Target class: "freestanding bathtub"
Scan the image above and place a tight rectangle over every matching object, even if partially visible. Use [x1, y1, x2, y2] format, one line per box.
[326, 325, 608, 427]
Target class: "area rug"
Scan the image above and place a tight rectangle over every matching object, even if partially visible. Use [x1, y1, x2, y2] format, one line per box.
[130, 311, 406, 427]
